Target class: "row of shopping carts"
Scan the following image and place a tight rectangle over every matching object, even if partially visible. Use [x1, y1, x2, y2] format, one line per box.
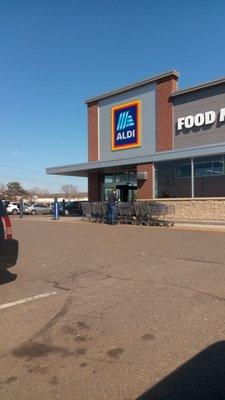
[81, 201, 175, 227]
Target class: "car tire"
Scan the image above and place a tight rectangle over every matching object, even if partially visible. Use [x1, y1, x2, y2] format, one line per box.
[12, 209, 18, 215]
[65, 210, 69, 216]
[31, 210, 36, 215]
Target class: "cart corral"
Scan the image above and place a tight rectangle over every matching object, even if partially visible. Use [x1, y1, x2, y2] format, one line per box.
[81, 201, 175, 227]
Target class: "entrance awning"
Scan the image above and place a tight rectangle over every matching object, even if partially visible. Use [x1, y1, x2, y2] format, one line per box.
[46, 158, 141, 177]
[46, 142, 225, 178]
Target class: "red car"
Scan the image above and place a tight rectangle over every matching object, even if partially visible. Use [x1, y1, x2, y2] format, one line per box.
[0, 200, 18, 270]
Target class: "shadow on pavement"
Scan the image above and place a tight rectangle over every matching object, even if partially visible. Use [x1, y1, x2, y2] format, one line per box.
[0, 269, 17, 285]
[137, 341, 225, 400]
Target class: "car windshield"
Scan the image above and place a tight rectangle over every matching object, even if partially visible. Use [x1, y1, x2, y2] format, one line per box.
[65, 202, 76, 207]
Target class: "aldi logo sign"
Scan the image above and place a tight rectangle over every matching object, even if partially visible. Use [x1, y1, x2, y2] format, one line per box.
[111, 100, 141, 151]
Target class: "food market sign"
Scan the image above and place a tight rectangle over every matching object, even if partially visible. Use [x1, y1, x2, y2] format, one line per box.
[111, 100, 141, 151]
[177, 108, 225, 132]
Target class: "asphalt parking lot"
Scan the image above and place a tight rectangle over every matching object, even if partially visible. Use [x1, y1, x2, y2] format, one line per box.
[1, 217, 225, 399]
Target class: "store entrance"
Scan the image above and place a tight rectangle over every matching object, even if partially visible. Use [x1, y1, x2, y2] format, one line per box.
[116, 185, 137, 202]
[102, 171, 137, 202]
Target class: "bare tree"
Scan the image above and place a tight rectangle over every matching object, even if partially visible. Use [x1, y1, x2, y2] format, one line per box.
[61, 184, 78, 200]
[28, 187, 50, 197]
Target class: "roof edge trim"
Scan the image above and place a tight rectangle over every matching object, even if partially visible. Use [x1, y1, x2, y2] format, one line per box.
[171, 76, 225, 98]
[85, 70, 180, 104]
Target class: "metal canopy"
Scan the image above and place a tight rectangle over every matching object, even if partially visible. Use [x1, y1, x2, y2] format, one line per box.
[46, 142, 225, 177]
[46, 159, 138, 177]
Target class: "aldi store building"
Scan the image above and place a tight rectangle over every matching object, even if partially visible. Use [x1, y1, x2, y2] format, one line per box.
[47, 70, 225, 221]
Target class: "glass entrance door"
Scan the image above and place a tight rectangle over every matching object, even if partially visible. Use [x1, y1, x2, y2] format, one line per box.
[116, 185, 128, 202]
[102, 171, 137, 201]
[116, 185, 137, 202]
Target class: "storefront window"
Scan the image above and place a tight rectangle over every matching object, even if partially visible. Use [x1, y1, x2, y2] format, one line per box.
[177, 164, 191, 178]
[155, 159, 191, 198]
[104, 173, 115, 183]
[129, 172, 137, 185]
[195, 162, 213, 177]
[213, 161, 224, 175]
[194, 155, 225, 197]
[103, 171, 137, 185]
[116, 172, 129, 184]
[155, 155, 225, 199]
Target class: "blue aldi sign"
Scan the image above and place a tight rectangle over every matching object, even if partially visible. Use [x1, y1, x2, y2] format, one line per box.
[111, 100, 141, 151]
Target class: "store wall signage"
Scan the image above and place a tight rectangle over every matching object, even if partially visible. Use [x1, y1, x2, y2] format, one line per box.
[111, 100, 141, 150]
[177, 108, 225, 132]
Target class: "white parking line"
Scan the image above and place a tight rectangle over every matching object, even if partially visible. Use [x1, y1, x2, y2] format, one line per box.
[0, 291, 57, 310]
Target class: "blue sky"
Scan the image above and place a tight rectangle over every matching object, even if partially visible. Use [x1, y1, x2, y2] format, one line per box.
[1, 0, 225, 192]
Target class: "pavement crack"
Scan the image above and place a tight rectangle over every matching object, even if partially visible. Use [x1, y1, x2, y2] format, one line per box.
[147, 253, 225, 267]
[32, 295, 73, 340]
[0, 296, 73, 361]
[153, 280, 225, 303]
[68, 269, 99, 281]
[53, 284, 70, 291]
[39, 278, 71, 291]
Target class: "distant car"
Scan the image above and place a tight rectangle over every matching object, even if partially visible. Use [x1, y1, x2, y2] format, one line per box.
[0, 200, 18, 270]
[6, 202, 20, 215]
[26, 203, 51, 215]
[63, 201, 84, 216]
[6, 202, 28, 215]
[50, 201, 84, 216]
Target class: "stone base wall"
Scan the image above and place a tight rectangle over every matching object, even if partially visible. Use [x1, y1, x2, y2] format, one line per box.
[148, 198, 225, 221]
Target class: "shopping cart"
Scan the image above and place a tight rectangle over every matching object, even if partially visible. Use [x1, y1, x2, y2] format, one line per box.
[117, 202, 135, 224]
[146, 202, 175, 226]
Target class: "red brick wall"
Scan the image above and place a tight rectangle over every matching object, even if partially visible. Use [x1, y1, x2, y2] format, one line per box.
[156, 77, 178, 151]
[88, 102, 98, 161]
[88, 173, 101, 201]
[137, 163, 153, 199]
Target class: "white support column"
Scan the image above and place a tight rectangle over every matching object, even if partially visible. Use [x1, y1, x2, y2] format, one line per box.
[152, 163, 155, 199]
[191, 157, 194, 198]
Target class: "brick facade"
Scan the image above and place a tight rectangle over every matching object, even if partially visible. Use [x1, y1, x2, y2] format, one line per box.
[87, 73, 178, 201]
[88, 173, 101, 201]
[156, 76, 178, 151]
[88, 101, 98, 161]
[137, 163, 153, 199]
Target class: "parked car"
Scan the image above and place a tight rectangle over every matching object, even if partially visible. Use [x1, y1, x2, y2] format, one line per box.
[63, 201, 84, 216]
[26, 203, 51, 215]
[6, 202, 28, 215]
[6, 202, 20, 215]
[0, 200, 18, 270]
[50, 201, 84, 216]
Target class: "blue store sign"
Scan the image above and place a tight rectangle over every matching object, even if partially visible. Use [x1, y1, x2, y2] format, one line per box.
[111, 100, 141, 151]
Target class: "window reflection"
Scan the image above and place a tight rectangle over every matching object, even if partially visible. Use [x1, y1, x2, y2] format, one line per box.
[155, 159, 191, 198]
[194, 155, 225, 197]
[103, 172, 137, 185]
[155, 155, 225, 198]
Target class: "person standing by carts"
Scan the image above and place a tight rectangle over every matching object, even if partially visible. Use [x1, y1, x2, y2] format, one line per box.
[107, 189, 117, 224]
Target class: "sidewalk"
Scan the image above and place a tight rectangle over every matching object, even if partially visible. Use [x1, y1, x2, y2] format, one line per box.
[174, 219, 225, 231]
[11, 215, 225, 231]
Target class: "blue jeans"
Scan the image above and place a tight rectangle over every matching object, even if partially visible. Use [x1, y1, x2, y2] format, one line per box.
[108, 205, 116, 224]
